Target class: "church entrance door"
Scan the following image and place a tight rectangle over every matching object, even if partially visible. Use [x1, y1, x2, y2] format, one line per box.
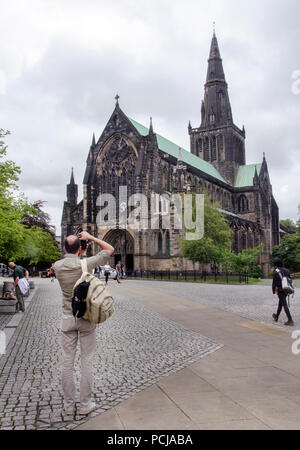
[102, 229, 134, 272]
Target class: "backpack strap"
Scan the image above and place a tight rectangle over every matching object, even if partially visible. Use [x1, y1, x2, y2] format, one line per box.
[80, 258, 89, 274]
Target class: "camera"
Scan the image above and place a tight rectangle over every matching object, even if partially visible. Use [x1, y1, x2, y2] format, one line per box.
[80, 240, 88, 250]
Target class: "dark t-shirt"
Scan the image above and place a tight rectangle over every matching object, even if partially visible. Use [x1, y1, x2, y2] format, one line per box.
[13, 265, 26, 281]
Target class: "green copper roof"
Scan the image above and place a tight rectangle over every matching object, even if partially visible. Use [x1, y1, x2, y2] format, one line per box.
[129, 118, 228, 184]
[218, 208, 239, 218]
[235, 164, 262, 188]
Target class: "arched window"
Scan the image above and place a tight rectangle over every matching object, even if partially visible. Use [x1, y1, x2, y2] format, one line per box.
[218, 135, 224, 160]
[158, 233, 163, 255]
[200, 139, 203, 156]
[121, 170, 126, 187]
[238, 195, 249, 213]
[204, 137, 210, 161]
[165, 231, 170, 256]
[195, 140, 200, 156]
[162, 170, 167, 189]
[212, 136, 217, 161]
[241, 231, 247, 249]
[218, 91, 225, 110]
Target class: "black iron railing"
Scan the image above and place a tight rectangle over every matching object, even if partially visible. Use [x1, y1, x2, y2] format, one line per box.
[125, 270, 249, 284]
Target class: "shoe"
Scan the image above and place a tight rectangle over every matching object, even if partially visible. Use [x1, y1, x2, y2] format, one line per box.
[79, 402, 96, 415]
[284, 320, 295, 327]
[272, 314, 278, 322]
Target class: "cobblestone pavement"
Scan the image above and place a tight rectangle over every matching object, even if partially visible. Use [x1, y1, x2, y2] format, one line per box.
[0, 280, 221, 430]
[130, 280, 299, 329]
[0, 314, 13, 331]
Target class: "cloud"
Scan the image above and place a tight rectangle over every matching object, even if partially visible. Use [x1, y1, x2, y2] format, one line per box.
[0, 0, 299, 232]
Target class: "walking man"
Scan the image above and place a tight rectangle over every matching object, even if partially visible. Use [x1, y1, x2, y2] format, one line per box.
[116, 260, 122, 284]
[8, 262, 29, 312]
[103, 261, 112, 285]
[272, 259, 294, 326]
[54, 231, 114, 415]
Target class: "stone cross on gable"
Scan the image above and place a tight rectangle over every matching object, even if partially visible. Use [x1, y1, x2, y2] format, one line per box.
[115, 94, 120, 105]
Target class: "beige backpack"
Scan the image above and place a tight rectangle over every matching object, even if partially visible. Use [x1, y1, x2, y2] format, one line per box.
[72, 259, 115, 324]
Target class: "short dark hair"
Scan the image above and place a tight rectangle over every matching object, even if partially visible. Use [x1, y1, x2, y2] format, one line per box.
[273, 259, 283, 268]
[64, 237, 81, 254]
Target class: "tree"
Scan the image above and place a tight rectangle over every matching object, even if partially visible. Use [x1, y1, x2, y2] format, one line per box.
[223, 244, 264, 274]
[0, 128, 33, 261]
[22, 227, 61, 268]
[272, 234, 300, 272]
[180, 195, 232, 267]
[22, 200, 56, 236]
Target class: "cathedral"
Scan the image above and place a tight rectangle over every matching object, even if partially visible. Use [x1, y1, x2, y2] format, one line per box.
[61, 32, 279, 277]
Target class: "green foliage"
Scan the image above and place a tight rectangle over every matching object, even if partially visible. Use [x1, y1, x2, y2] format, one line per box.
[222, 244, 264, 274]
[272, 234, 300, 272]
[22, 200, 56, 236]
[249, 265, 264, 279]
[180, 195, 232, 265]
[21, 227, 61, 267]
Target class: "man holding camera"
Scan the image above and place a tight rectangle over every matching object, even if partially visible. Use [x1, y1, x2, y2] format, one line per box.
[54, 231, 114, 416]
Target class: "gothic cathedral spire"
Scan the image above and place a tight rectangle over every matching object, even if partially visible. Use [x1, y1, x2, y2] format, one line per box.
[67, 168, 78, 207]
[189, 31, 246, 185]
[201, 31, 232, 128]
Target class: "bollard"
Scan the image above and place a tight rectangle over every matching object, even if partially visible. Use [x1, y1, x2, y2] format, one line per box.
[2, 281, 14, 297]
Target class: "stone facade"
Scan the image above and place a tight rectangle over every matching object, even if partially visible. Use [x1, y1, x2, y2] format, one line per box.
[61, 32, 280, 277]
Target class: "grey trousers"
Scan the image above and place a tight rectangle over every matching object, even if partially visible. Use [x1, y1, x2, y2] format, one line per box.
[61, 317, 96, 410]
[15, 285, 25, 312]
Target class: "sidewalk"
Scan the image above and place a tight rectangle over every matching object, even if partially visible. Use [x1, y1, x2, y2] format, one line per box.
[77, 281, 300, 430]
[0, 277, 37, 346]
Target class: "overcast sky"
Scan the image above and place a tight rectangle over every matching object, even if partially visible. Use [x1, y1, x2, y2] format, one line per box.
[0, 0, 299, 233]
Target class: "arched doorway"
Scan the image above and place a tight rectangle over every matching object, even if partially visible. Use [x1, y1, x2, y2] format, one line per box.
[102, 229, 134, 271]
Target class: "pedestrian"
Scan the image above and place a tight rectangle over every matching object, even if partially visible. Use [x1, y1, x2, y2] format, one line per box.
[8, 262, 29, 313]
[54, 231, 114, 416]
[49, 263, 56, 282]
[272, 259, 294, 326]
[103, 261, 111, 285]
[120, 261, 124, 277]
[116, 260, 122, 284]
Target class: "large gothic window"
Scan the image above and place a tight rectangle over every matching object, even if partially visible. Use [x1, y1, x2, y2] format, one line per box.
[238, 195, 249, 213]
[218, 135, 224, 160]
[209, 114, 215, 124]
[212, 136, 217, 161]
[241, 231, 247, 249]
[158, 232, 163, 256]
[165, 231, 170, 256]
[218, 91, 225, 113]
[204, 137, 210, 161]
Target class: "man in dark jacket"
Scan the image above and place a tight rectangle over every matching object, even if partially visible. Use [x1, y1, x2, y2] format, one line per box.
[8, 262, 29, 312]
[272, 259, 294, 326]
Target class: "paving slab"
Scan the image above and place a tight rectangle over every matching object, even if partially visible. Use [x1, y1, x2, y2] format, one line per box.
[2, 278, 300, 430]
